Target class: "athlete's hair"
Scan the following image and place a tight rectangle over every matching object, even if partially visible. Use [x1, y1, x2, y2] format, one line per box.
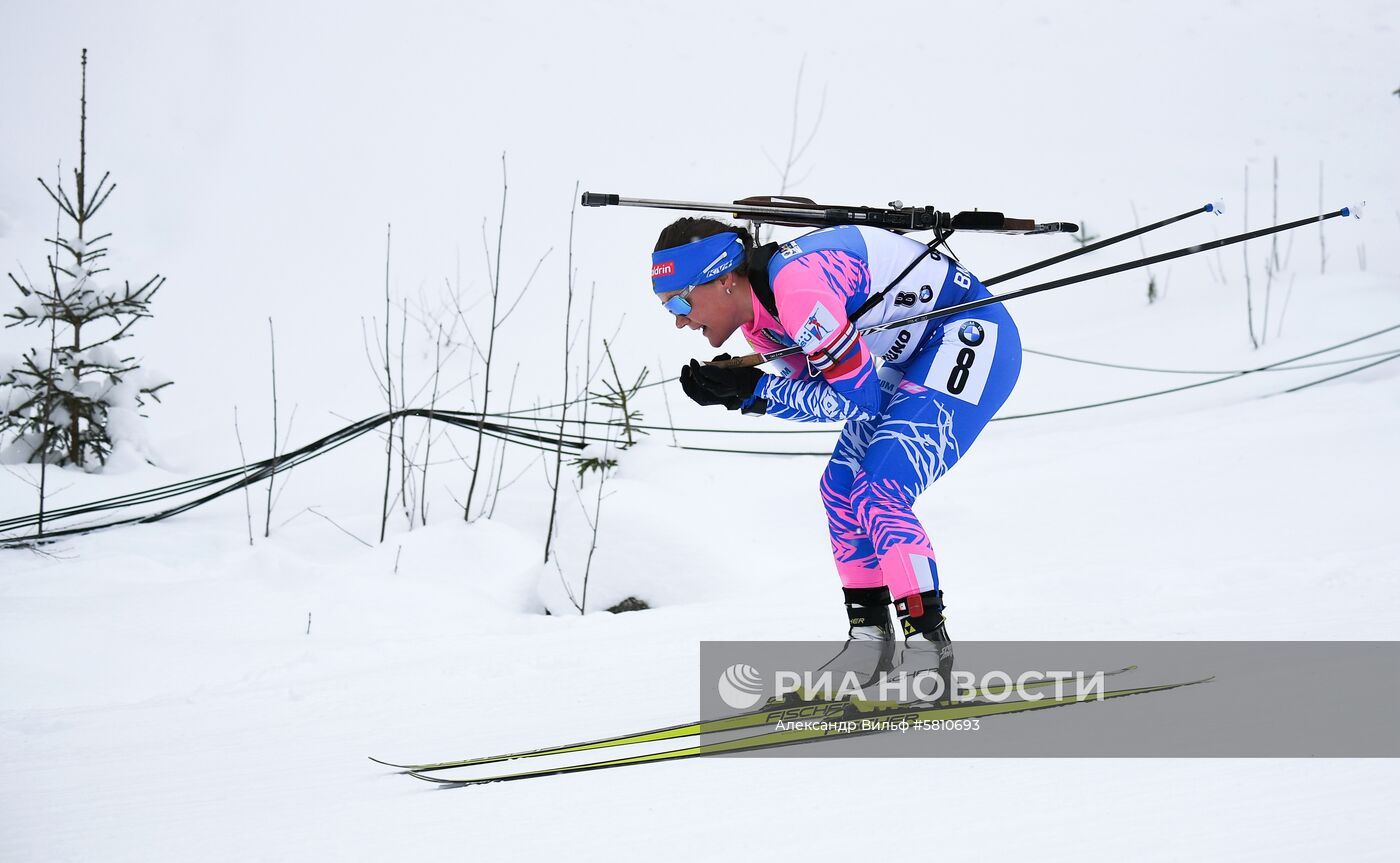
[653, 218, 754, 283]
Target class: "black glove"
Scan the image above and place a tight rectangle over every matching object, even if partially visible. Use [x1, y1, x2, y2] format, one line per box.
[679, 354, 764, 412]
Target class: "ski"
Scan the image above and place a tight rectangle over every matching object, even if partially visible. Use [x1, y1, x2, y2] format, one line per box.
[373, 665, 1138, 773]
[407, 675, 1212, 787]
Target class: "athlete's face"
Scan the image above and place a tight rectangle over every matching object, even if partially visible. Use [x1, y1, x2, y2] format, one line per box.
[660, 273, 750, 349]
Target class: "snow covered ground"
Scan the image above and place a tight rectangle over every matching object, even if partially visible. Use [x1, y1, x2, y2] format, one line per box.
[3, 1, 1399, 860]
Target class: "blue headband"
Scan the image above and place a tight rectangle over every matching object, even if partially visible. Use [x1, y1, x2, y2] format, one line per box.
[650, 232, 744, 295]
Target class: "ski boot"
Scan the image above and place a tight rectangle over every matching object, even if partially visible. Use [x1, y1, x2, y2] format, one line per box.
[890, 588, 954, 706]
[787, 587, 896, 704]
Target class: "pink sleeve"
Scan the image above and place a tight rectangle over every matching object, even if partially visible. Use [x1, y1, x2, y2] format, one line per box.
[772, 250, 874, 386]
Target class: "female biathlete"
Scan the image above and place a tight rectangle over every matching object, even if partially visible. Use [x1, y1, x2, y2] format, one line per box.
[651, 218, 1023, 698]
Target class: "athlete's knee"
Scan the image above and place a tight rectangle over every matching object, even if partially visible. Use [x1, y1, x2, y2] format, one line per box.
[820, 461, 856, 517]
[850, 470, 915, 525]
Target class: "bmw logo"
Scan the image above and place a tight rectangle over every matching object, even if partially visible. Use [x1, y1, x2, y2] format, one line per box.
[957, 321, 985, 346]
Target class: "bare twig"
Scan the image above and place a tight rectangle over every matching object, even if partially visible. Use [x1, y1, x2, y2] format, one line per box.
[445, 280, 487, 366]
[358, 316, 389, 398]
[658, 355, 680, 448]
[756, 56, 826, 244]
[1243, 165, 1258, 349]
[554, 553, 581, 613]
[1277, 274, 1296, 338]
[496, 247, 553, 328]
[580, 282, 596, 436]
[265, 317, 278, 538]
[1, 465, 39, 490]
[465, 154, 508, 521]
[309, 506, 373, 548]
[421, 325, 442, 526]
[379, 224, 394, 542]
[399, 296, 410, 527]
[233, 406, 254, 546]
[546, 183, 578, 563]
[269, 403, 299, 513]
[1129, 201, 1157, 304]
[487, 363, 520, 519]
[580, 435, 610, 615]
[1262, 156, 1280, 345]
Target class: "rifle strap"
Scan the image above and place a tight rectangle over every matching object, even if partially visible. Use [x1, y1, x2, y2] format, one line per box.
[847, 231, 947, 324]
[746, 242, 781, 320]
[748, 228, 950, 327]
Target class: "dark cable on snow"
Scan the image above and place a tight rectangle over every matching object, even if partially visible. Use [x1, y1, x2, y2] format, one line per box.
[996, 323, 1400, 421]
[5, 325, 1396, 547]
[1023, 346, 1400, 376]
[0, 408, 588, 546]
[1283, 351, 1400, 393]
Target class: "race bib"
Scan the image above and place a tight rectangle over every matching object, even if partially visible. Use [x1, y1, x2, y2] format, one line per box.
[923, 318, 998, 405]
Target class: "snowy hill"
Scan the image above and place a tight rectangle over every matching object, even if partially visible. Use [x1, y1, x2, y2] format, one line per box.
[2, 1, 1398, 860]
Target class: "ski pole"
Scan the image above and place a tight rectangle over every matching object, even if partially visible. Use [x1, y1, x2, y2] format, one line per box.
[712, 204, 1363, 369]
[984, 202, 1222, 286]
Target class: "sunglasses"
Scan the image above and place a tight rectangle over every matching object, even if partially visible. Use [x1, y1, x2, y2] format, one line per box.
[662, 284, 697, 316]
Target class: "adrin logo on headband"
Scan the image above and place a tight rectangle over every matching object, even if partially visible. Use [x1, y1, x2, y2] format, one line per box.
[652, 261, 675, 279]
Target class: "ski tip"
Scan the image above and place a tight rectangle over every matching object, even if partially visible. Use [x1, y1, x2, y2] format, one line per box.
[409, 770, 484, 789]
[1340, 201, 1365, 219]
[1205, 200, 1224, 215]
[371, 756, 432, 774]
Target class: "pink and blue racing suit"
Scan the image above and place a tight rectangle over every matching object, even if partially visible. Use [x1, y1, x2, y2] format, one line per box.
[738, 225, 1022, 604]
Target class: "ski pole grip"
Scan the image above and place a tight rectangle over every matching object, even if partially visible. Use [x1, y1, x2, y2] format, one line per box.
[706, 353, 766, 369]
[581, 192, 619, 207]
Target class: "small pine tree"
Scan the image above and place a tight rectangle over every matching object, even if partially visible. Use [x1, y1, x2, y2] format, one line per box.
[1, 49, 171, 468]
[571, 340, 647, 477]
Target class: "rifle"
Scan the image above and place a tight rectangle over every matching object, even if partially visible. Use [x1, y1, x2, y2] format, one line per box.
[580, 192, 1079, 236]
